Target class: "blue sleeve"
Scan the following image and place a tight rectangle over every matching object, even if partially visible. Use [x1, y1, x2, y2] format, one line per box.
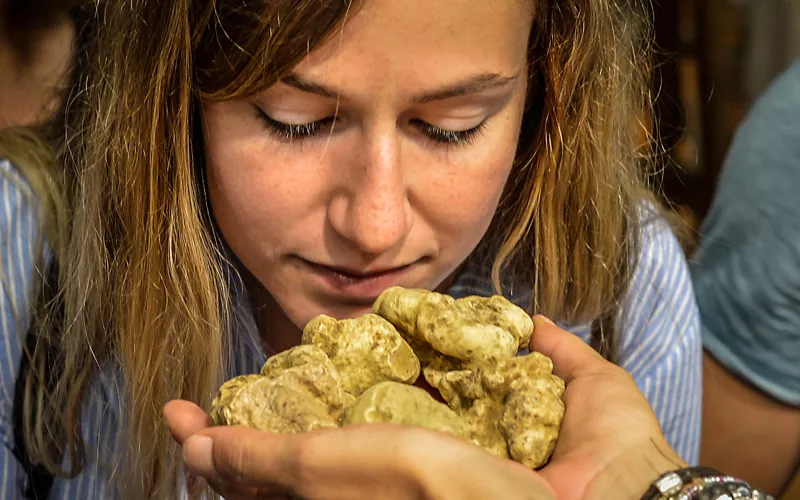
[0, 159, 44, 497]
[0, 159, 125, 499]
[51, 370, 124, 499]
[690, 60, 800, 407]
[618, 216, 703, 465]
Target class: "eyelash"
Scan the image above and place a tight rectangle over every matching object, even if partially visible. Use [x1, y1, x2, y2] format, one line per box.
[411, 119, 487, 147]
[255, 108, 487, 147]
[256, 110, 334, 141]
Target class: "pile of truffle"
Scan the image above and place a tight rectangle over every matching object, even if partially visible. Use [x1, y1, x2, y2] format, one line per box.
[211, 287, 565, 469]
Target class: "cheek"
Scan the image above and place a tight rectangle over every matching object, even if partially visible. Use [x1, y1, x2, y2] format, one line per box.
[202, 103, 321, 255]
[413, 120, 519, 245]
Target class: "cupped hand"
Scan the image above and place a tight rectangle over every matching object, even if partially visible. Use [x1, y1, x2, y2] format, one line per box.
[530, 317, 687, 500]
[164, 401, 555, 500]
[164, 316, 686, 500]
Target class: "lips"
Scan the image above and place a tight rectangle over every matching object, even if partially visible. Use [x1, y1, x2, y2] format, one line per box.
[319, 263, 411, 280]
[303, 260, 415, 302]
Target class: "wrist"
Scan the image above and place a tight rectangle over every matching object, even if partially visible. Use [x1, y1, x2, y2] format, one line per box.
[585, 438, 687, 500]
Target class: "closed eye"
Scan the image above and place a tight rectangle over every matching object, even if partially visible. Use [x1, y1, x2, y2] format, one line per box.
[255, 108, 335, 141]
[410, 119, 487, 147]
[255, 106, 487, 147]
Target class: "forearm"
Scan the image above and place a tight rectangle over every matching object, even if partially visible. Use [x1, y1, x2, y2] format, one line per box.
[702, 352, 800, 495]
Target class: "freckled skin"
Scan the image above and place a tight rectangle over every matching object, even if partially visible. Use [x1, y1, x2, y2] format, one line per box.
[201, 0, 534, 350]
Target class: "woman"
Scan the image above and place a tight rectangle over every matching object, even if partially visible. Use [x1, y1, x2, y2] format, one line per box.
[0, 0, 701, 497]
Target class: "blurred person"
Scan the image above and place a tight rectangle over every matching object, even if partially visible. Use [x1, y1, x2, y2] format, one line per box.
[0, 0, 75, 129]
[691, 59, 800, 497]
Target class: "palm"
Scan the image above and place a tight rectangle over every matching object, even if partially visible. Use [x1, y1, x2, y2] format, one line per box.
[538, 366, 664, 500]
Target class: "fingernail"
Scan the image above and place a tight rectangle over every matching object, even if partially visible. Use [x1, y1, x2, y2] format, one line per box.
[183, 435, 215, 478]
[535, 315, 556, 326]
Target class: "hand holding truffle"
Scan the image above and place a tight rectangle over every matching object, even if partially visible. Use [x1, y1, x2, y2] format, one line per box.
[165, 292, 682, 500]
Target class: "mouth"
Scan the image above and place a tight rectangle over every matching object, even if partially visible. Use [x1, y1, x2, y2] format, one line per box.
[302, 259, 417, 303]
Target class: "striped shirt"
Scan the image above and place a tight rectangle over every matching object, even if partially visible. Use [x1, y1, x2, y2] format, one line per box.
[0, 157, 702, 498]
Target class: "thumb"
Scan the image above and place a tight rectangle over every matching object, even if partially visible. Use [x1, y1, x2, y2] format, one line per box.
[530, 316, 609, 383]
[163, 400, 211, 444]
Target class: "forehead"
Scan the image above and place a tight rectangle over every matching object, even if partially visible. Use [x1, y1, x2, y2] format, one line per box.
[292, 0, 535, 94]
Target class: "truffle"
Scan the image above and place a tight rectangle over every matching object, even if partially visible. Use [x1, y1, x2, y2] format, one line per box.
[210, 287, 565, 469]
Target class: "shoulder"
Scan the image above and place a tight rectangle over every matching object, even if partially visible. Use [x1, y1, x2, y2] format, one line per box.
[693, 61, 800, 272]
[0, 157, 46, 381]
[0, 158, 42, 243]
[0, 157, 45, 327]
[1, 157, 34, 185]
[735, 59, 800, 143]
[0, 158, 39, 216]
[616, 209, 701, 379]
[710, 60, 800, 221]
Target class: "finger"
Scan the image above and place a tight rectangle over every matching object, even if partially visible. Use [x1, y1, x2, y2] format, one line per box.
[163, 400, 212, 444]
[186, 424, 420, 494]
[530, 316, 609, 383]
[183, 426, 303, 489]
[187, 424, 555, 499]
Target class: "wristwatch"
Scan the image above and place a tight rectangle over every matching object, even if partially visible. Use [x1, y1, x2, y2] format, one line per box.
[641, 467, 775, 500]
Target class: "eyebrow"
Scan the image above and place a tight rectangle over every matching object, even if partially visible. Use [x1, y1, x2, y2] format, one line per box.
[280, 72, 520, 103]
[413, 73, 520, 103]
[281, 74, 341, 99]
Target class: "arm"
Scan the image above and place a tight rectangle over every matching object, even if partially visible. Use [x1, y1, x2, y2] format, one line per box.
[0, 159, 44, 498]
[52, 371, 125, 499]
[701, 352, 800, 496]
[0, 159, 125, 498]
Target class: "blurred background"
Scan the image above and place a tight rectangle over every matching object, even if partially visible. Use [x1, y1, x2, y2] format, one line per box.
[651, 0, 800, 254]
[653, 4, 800, 497]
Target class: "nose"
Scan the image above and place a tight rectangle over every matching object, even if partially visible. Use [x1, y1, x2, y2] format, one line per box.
[327, 131, 413, 256]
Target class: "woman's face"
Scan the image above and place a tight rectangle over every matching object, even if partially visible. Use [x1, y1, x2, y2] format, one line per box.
[203, 0, 533, 328]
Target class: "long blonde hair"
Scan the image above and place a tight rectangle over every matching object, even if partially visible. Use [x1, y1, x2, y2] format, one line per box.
[1, 0, 654, 497]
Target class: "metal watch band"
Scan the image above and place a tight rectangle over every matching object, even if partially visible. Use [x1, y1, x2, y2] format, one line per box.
[641, 467, 776, 500]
